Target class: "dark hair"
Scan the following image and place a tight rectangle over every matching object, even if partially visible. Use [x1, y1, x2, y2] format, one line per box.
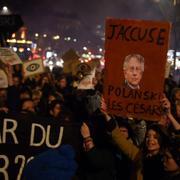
[117, 119, 133, 137]
[116, 117, 139, 145]
[20, 98, 34, 111]
[57, 74, 66, 81]
[48, 99, 63, 112]
[170, 88, 180, 102]
[167, 137, 180, 166]
[20, 87, 32, 97]
[146, 123, 170, 150]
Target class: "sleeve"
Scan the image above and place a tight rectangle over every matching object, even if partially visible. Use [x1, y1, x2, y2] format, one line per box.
[86, 147, 115, 170]
[112, 127, 140, 161]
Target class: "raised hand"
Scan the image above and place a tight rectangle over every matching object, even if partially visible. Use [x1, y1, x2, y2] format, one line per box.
[160, 96, 171, 115]
[80, 122, 91, 138]
[100, 96, 111, 121]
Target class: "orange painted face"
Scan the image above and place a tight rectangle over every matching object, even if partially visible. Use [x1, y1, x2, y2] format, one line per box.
[124, 57, 143, 88]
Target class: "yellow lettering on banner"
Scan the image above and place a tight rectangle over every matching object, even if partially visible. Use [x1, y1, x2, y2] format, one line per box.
[30, 123, 46, 146]
[3, 119, 18, 144]
[14, 155, 26, 180]
[0, 155, 9, 180]
[46, 126, 64, 148]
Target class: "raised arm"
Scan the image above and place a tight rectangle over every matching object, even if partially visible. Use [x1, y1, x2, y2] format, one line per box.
[80, 122, 95, 151]
[161, 96, 180, 131]
[100, 97, 140, 161]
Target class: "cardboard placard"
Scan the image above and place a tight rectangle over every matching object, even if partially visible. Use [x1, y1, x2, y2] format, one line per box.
[104, 19, 171, 121]
[0, 114, 81, 179]
[0, 48, 22, 65]
[0, 69, 8, 88]
[22, 59, 45, 77]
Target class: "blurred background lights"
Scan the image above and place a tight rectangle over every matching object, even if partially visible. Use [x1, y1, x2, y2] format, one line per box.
[12, 47, 17, 52]
[48, 60, 53, 65]
[99, 48, 103, 52]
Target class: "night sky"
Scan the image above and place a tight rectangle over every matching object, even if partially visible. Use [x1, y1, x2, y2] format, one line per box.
[1, 0, 171, 52]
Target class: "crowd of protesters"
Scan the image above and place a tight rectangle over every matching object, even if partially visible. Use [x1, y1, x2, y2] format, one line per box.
[0, 63, 180, 180]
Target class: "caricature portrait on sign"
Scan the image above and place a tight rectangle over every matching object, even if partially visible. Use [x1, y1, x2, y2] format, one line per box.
[123, 54, 144, 90]
[104, 19, 171, 121]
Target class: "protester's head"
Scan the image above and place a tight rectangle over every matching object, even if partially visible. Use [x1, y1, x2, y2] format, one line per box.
[0, 88, 7, 107]
[21, 99, 35, 113]
[20, 88, 32, 100]
[41, 75, 49, 86]
[175, 101, 180, 118]
[32, 89, 42, 107]
[56, 75, 67, 89]
[144, 124, 169, 156]
[118, 124, 129, 140]
[174, 88, 180, 101]
[47, 92, 64, 105]
[123, 54, 144, 89]
[12, 75, 21, 87]
[49, 100, 63, 118]
[163, 138, 180, 172]
[117, 120, 133, 140]
[0, 88, 7, 100]
[171, 88, 180, 102]
[34, 74, 41, 83]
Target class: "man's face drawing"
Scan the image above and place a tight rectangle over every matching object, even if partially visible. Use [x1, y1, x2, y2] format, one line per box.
[124, 57, 143, 88]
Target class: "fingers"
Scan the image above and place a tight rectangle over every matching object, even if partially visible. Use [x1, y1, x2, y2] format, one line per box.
[160, 96, 171, 115]
[100, 96, 107, 112]
[80, 122, 90, 138]
[81, 122, 88, 130]
[161, 98, 170, 107]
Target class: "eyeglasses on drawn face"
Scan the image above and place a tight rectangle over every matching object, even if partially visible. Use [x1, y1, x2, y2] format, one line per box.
[126, 66, 143, 73]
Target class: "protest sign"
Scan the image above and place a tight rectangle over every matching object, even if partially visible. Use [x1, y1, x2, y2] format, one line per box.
[0, 69, 8, 88]
[22, 59, 44, 77]
[0, 48, 22, 65]
[104, 18, 171, 121]
[0, 114, 81, 180]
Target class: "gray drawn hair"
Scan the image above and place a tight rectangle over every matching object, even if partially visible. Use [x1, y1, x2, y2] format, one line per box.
[123, 54, 145, 72]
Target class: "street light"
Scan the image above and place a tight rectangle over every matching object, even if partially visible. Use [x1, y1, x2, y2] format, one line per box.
[0, 6, 11, 15]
